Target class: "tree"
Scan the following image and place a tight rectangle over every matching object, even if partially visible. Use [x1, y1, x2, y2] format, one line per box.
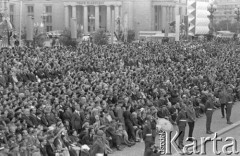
[127, 30, 135, 43]
[214, 20, 238, 32]
[59, 29, 77, 47]
[93, 28, 108, 45]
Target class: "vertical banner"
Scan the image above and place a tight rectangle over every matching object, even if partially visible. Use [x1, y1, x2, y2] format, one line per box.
[71, 18, 77, 39]
[175, 15, 180, 41]
[26, 15, 33, 41]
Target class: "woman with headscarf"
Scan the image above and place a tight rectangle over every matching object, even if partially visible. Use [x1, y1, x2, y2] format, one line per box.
[90, 130, 107, 156]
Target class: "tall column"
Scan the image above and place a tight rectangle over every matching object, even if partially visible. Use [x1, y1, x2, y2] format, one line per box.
[64, 6, 69, 28]
[162, 6, 166, 31]
[169, 6, 172, 22]
[173, 6, 176, 22]
[72, 5, 76, 19]
[167, 6, 170, 23]
[115, 5, 119, 18]
[107, 5, 111, 32]
[157, 6, 160, 30]
[95, 5, 99, 30]
[83, 5, 88, 34]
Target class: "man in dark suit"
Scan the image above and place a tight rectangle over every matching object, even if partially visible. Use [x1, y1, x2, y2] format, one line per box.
[71, 105, 84, 133]
[29, 108, 39, 127]
[45, 136, 56, 156]
[39, 138, 48, 156]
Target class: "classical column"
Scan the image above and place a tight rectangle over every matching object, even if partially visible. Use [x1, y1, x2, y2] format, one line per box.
[115, 5, 119, 18]
[72, 5, 76, 19]
[64, 5, 69, 28]
[167, 6, 170, 23]
[169, 6, 173, 22]
[173, 6, 176, 22]
[83, 5, 88, 34]
[157, 6, 160, 30]
[162, 6, 166, 31]
[95, 5, 100, 30]
[107, 5, 111, 32]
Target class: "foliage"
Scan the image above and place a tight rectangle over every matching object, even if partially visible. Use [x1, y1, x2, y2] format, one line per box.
[214, 20, 239, 33]
[59, 29, 77, 47]
[93, 28, 109, 45]
[127, 30, 135, 43]
[118, 30, 136, 43]
[34, 34, 46, 47]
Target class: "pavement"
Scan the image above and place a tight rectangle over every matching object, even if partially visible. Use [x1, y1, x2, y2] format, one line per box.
[109, 102, 240, 156]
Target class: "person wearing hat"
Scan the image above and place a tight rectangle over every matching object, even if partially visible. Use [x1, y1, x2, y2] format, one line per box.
[205, 93, 215, 134]
[90, 130, 107, 156]
[186, 100, 196, 141]
[225, 86, 234, 125]
[143, 116, 153, 154]
[219, 85, 228, 118]
[176, 103, 187, 150]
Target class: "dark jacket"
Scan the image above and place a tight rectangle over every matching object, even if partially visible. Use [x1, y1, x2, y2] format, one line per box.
[90, 138, 105, 156]
[71, 111, 84, 131]
[45, 143, 56, 156]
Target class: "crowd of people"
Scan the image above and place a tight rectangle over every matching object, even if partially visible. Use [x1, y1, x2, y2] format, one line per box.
[0, 39, 239, 156]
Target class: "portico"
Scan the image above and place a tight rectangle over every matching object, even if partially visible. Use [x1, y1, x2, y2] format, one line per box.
[64, 1, 122, 34]
[153, 4, 177, 31]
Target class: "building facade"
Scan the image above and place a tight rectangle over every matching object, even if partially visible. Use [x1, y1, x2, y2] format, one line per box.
[214, 0, 240, 23]
[8, 0, 187, 37]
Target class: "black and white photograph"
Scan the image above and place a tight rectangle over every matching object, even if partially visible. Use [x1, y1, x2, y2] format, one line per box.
[0, 0, 240, 156]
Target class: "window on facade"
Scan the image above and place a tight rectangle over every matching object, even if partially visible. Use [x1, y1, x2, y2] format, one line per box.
[46, 26, 52, 32]
[27, 6, 34, 13]
[46, 15, 52, 23]
[10, 5, 14, 12]
[46, 6, 52, 13]
[10, 14, 14, 23]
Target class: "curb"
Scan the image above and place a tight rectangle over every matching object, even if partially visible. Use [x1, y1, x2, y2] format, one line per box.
[172, 120, 240, 156]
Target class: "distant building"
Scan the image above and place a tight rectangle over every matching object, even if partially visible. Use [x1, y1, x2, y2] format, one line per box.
[7, 0, 187, 38]
[214, 0, 240, 23]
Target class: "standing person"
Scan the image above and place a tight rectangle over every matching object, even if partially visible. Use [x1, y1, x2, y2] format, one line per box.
[219, 86, 228, 118]
[143, 119, 153, 156]
[186, 101, 196, 141]
[205, 93, 215, 134]
[90, 130, 107, 156]
[176, 103, 187, 150]
[226, 86, 234, 124]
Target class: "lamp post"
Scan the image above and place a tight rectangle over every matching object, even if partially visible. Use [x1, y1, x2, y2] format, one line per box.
[89, 14, 95, 34]
[116, 16, 121, 40]
[207, 1, 217, 36]
[234, 5, 240, 34]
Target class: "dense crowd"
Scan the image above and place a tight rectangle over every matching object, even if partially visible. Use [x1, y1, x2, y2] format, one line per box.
[0, 39, 239, 156]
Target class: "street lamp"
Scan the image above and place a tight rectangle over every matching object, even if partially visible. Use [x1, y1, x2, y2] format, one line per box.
[234, 5, 240, 34]
[207, 0, 217, 35]
[89, 14, 95, 33]
[116, 16, 121, 40]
